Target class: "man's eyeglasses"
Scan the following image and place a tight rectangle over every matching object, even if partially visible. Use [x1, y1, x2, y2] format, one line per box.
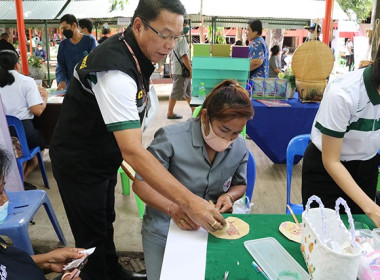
[141, 19, 181, 42]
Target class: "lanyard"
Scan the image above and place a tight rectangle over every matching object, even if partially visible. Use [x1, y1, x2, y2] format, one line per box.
[122, 38, 148, 103]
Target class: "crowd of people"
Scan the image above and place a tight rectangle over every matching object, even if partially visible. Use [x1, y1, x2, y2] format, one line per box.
[0, 0, 379, 280]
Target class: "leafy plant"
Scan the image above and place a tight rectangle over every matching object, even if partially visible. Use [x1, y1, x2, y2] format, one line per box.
[110, 0, 127, 11]
[206, 26, 226, 44]
[337, 0, 372, 21]
[278, 67, 296, 89]
[28, 55, 43, 68]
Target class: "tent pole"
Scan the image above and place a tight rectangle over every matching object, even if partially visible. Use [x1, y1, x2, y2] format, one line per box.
[212, 17, 216, 44]
[322, 0, 333, 45]
[45, 20, 51, 87]
[15, 0, 29, 75]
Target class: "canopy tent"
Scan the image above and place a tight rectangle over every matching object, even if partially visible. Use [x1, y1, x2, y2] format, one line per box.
[0, 0, 348, 28]
[1, 0, 348, 78]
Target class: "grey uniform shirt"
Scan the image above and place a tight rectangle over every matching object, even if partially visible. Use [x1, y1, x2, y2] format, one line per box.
[138, 118, 248, 247]
[170, 36, 189, 75]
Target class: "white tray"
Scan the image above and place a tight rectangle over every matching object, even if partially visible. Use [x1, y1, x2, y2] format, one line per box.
[244, 237, 310, 280]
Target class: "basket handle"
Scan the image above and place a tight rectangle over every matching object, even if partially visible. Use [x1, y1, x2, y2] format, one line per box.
[334, 197, 357, 248]
[305, 195, 326, 244]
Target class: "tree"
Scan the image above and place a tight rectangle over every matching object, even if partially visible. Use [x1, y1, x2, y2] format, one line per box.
[337, 0, 373, 21]
[109, 0, 128, 12]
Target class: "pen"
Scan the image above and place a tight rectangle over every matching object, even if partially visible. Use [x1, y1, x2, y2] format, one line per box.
[251, 261, 270, 280]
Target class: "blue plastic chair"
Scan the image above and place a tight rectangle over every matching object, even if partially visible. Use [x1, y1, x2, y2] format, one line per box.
[0, 190, 66, 255]
[6, 115, 50, 189]
[245, 151, 256, 204]
[286, 134, 311, 215]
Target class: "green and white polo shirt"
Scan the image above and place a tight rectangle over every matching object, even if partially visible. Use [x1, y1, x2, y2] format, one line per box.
[311, 65, 380, 161]
[90, 70, 142, 131]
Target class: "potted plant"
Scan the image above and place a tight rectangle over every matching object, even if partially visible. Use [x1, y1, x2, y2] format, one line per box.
[278, 67, 296, 98]
[28, 55, 46, 79]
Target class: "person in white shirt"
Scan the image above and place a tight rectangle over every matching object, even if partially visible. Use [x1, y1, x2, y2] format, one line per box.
[302, 44, 380, 227]
[0, 50, 48, 181]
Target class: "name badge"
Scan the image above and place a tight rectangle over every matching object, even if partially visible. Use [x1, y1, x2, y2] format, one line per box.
[223, 177, 232, 192]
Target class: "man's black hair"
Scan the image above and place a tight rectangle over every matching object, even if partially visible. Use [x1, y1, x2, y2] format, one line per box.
[60, 14, 78, 26]
[248, 19, 263, 35]
[270, 45, 280, 56]
[78, 18, 93, 33]
[132, 0, 186, 23]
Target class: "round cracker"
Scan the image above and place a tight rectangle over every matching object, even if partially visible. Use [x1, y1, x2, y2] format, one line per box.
[210, 217, 249, 239]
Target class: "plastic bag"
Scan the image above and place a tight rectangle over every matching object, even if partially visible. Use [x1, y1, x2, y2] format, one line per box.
[232, 196, 254, 214]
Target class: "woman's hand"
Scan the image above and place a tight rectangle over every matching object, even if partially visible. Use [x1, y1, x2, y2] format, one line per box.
[215, 194, 233, 213]
[169, 203, 199, 231]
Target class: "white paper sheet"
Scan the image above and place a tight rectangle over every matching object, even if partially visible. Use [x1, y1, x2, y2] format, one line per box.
[160, 219, 208, 280]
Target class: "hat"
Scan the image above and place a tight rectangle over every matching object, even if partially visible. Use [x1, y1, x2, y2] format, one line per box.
[305, 23, 321, 33]
[37, 41, 43, 45]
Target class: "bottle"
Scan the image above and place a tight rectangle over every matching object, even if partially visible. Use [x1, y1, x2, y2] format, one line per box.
[199, 82, 206, 100]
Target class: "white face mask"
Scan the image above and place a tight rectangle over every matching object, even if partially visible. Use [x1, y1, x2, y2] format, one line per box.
[0, 201, 8, 224]
[201, 119, 235, 152]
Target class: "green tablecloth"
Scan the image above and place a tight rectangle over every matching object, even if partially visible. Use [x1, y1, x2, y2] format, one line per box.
[205, 214, 374, 280]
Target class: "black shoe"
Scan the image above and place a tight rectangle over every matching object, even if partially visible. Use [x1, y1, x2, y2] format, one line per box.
[114, 263, 147, 280]
[118, 270, 147, 280]
[24, 181, 37, 190]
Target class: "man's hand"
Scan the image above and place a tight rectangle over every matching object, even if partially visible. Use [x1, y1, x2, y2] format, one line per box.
[169, 203, 199, 231]
[184, 195, 226, 232]
[32, 247, 84, 272]
[57, 81, 66, 90]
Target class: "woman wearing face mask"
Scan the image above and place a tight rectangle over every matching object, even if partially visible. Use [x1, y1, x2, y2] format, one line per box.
[132, 80, 254, 280]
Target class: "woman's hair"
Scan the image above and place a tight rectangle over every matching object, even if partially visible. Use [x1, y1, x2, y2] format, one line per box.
[0, 50, 18, 88]
[270, 45, 280, 56]
[371, 43, 380, 89]
[0, 146, 11, 179]
[247, 19, 263, 35]
[196, 80, 254, 122]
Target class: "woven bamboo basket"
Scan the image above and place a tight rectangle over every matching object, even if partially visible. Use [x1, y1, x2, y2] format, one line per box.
[296, 79, 326, 103]
[292, 40, 334, 102]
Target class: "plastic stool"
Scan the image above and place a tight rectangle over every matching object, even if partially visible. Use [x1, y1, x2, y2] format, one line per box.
[118, 167, 131, 195]
[0, 190, 66, 255]
[118, 167, 145, 219]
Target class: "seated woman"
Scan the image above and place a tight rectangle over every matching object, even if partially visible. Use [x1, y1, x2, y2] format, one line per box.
[302, 44, 380, 226]
[132, 80, 254, 280]
[0, 50, 48, 183]
[0, 146, 83, 280]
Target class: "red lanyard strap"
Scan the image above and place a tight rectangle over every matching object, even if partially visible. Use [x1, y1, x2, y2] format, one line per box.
[122, 39, 147, 101]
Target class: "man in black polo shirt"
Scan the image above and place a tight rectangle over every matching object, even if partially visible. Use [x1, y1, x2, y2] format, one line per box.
[50, 0, 226, 279]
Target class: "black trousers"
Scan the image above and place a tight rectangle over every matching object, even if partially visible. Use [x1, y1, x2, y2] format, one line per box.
[302, 142, 380, 214]
[52, 165, 122, 280]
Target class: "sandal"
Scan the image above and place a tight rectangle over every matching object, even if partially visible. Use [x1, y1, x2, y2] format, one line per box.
[167, 114, 183, 119]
